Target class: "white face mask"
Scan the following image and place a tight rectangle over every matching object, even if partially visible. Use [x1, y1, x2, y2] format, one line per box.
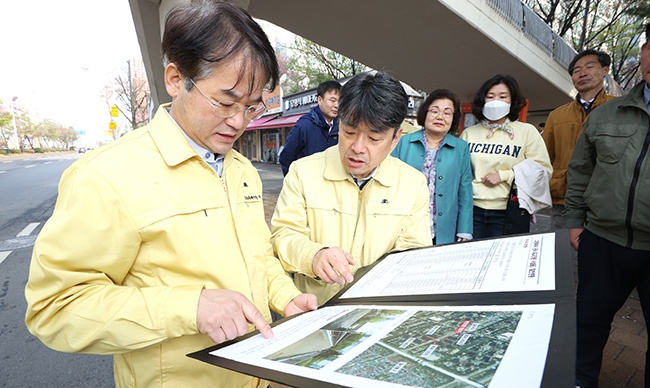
[482, 100, 511, 121]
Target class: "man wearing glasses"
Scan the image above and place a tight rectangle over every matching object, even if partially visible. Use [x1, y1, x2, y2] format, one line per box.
[25, 2, 316, 387]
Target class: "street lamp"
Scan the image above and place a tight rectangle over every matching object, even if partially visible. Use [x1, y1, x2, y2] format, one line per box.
[9, 97, 19, 151]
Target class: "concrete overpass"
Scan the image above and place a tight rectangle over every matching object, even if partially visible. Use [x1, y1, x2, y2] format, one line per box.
[129, 0, 576, 117]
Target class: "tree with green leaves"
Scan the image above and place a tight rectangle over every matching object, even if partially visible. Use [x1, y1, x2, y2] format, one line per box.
[525, 0, 646, 90]
[0, 112, 13, 154]
[283, 36, 369, 94]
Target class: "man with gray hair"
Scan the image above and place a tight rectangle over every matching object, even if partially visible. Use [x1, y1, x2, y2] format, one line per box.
[271, 71, 432, 305]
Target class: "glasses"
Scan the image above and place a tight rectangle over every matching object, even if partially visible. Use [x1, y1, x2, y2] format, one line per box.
[190, 79, 267, 121]
[427, 107, 454, 120]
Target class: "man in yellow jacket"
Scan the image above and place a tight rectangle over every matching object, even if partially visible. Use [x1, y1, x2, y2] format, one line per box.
[24, 3, 316, 387]
[271, 72, 432, 305]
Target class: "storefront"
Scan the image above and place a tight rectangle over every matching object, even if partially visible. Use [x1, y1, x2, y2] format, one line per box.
[237, 74, 423, 162]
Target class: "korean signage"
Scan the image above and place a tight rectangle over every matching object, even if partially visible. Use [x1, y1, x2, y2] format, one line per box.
[283, 88, 318, 116]
[263, 86, 282, 115]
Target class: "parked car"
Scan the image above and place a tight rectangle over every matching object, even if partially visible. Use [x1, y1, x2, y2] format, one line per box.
[78, 147, 86, 153]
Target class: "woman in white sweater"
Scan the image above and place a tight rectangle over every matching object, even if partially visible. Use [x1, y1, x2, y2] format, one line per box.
[460, 74, 551, 239]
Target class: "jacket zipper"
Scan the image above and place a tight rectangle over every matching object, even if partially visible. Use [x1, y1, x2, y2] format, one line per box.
[625, 122, 650, 247]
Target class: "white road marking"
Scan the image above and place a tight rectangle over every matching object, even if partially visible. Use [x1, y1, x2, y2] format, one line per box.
[44, 161, 52, 165]
[0, 251, 9, 265]
[24, 164, 36, 169]
[0, 171, 5, 174]
[17, 223, 40, 237]
[2, 160, 13, 163]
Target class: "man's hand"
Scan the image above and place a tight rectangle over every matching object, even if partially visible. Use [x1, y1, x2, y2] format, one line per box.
[197, 289, 272, 344]
[312, 247, 356, 285]
[569, 227, 584, 251]
[480, 172, 502, 187]
[284, 293, 318, 317]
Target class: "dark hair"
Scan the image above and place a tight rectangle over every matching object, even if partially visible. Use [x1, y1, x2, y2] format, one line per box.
[471, 74, 525, 122]
[338, 72, 407, 138]
[161, 1, 279, 94]
[317, 80, 341, 97]
[416, 89, 461, 133]
[568, 49, 611, 75]
[646, 23, 650, 44]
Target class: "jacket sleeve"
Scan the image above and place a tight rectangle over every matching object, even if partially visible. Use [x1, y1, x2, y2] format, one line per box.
[393, 172, 433, 251]
[526, 127, 553, 179]
[25, 167, 202, 354]
[270, 165, 324, 278]
[541, 112, 557, 164]
[500, 127, 553, 184]
[279, 123, 304, 176]
[457, 141, 474, 235]
[564, 122, 594, 228]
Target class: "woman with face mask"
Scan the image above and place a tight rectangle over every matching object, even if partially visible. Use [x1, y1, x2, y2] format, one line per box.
[460, 74, 552, 239]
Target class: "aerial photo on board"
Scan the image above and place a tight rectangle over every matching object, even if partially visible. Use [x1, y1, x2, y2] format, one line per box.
[265, 308, 522, 387]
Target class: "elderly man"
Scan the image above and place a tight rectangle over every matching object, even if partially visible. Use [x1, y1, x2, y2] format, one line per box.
[24, 2, 316, 387]
[566, 24, 650, 388]
[271, 71, 431, 305]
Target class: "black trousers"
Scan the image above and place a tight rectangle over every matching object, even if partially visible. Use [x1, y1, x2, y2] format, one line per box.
[575, 229, 650, 387]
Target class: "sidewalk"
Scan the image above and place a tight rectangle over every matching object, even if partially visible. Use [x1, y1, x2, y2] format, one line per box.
[255, 161, 646, 387]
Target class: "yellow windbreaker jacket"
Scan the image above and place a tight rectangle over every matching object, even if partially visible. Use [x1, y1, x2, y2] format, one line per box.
[271, 146, 432, 305]
[25, 105, 300, 387]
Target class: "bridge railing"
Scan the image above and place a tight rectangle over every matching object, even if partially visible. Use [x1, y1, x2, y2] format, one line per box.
[485, 0, 577, 69]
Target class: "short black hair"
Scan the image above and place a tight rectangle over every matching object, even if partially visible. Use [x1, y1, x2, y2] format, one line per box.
[162, 1, 279, 93]
[646, 23, 650, 44]
[471, 74, 526, 122]
[416, 89, 461, 133]
[568, 49, 611, 75]
[317, 81, 341, 97]
[338, 72, 407, 138]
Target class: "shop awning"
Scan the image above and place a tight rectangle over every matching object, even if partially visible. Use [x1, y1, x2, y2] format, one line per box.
[251, 114, 303, 130]
[245, 115, 278, 131]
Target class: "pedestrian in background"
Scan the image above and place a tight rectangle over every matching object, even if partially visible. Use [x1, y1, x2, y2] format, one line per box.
[272, 71, 431, 305]
[392, 88, 473, 244]
[566, 24, 650, 388]
[24, 2, 316, 387]
[542, 49, 616, 230]
[279, 80, 341, 175]
[460, 74, 552, 239]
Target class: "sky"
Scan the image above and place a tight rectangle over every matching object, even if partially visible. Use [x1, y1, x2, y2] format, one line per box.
[0, 0, 142, 142]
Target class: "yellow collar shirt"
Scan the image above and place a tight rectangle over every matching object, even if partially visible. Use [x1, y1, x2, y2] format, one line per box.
[25, 104, 300, 387]
[271, 145, 432, 305]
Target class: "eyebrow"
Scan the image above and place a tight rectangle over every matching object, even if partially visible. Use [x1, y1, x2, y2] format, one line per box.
[220, 88, 263, 104]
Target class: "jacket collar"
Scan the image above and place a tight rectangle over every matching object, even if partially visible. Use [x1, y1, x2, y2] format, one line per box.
[573, 88, 612, 110]
[310, 105, 338, 132]
[323, 145, 395, 187]
[148, 103, 242, 168]
[618, 81, 648, 111]
[408, 129, 455, 148]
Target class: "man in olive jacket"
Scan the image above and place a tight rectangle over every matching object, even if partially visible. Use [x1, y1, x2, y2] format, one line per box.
[565, 24, 650, 388]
